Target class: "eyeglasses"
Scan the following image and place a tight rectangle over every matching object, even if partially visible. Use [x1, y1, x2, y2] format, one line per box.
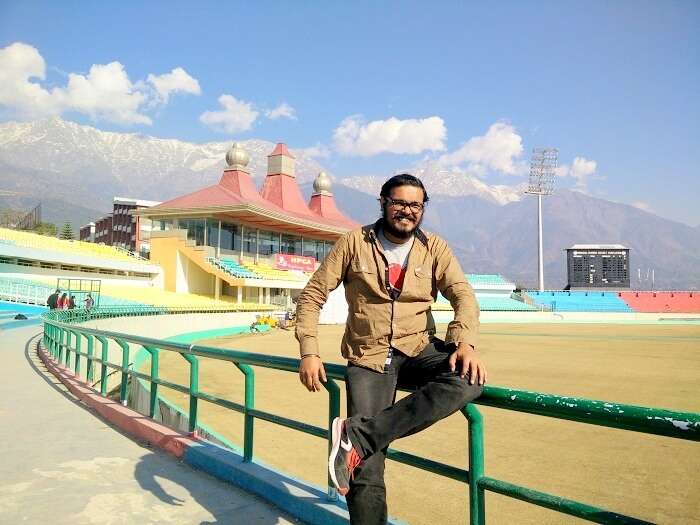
[384, 197, 425, 213]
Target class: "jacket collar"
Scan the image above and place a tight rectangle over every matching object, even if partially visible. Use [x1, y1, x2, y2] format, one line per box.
[368, 218, 428, 246]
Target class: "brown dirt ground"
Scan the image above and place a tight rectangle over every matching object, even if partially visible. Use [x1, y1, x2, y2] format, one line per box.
[150, 323, 700, 525]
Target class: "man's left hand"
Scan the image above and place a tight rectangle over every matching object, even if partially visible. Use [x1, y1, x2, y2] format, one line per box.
[448, 344, 487, 386]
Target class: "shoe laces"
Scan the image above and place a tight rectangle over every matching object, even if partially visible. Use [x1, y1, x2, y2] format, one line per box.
[347, 447, 362, 480]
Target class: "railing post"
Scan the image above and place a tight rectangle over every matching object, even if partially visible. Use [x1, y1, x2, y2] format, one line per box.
[235, 363, 255, 462]
[143, 346, 160, 419]
[73, 331, 82, 377]
[96, 336, 109, 396]
[464, 404, 486, 525]
[181, 354, 199, 434]
[86, 335, 94, 383]
[324, 377, 341, 501]
[57, 327, 64, 363]
[64, 330, 71, 368]
[116, 339, 130, 405]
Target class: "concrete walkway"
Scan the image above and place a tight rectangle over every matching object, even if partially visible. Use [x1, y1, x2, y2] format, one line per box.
[0, 325, 299, 525]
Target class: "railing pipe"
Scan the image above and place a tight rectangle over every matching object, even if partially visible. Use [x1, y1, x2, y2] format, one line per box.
[115, 339, 130, 405]
[465, 404, 485, 525]
[142, 346, 160, 418]
[85, 335, 95, 383]
[95, 336, 109, 396]
[234, 363, 255, 461]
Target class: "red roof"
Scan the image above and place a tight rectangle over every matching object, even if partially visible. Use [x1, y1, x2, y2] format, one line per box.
[149, 144, 358, 233]
[268, 143, 295, 158]
[309, 193, 359, 229]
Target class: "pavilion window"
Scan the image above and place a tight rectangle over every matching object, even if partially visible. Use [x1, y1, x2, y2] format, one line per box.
[242, 228, 257, 255]
[281, 234, 302, 255]
[182, 218, 205, 246]
[259, 230, 280, 256]
[217, 222, 239, 252]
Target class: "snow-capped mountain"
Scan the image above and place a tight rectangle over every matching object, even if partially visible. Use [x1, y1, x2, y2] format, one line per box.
[0, 117, 327, 209]
[339, 168, 525, 205]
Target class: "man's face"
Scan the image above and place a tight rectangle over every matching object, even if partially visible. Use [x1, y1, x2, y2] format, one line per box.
[381, 185, 425, 240]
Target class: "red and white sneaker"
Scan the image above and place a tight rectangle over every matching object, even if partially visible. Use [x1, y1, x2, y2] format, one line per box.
[329, 417, 363, 496]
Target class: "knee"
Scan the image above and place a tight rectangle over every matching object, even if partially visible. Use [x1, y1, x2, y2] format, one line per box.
[454, 376, 483, 404]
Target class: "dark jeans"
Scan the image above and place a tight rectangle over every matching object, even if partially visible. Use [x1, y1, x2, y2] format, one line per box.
[344, 339, 483, 525]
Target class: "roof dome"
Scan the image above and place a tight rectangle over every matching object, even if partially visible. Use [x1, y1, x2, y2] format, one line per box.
[225, 142, 250, 169]
[313, 171, 332, 195]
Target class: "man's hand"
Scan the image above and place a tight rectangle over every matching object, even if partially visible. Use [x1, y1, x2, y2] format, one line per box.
[298, 355, 327, 392]
[448, 343, 487, 386]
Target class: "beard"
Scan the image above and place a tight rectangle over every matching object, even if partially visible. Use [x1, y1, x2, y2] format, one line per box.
[382, 205, 423, 240]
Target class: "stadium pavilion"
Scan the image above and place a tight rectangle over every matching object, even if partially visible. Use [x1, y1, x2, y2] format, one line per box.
[133, 142, 358, 308]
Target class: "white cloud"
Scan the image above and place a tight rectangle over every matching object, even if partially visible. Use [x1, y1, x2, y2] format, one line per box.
[438, 122, 525, 176]
[59, 62, 151, 125]
[199, 94, 259, 134]
[147, 67, 201, 104]
[0, 42, 60, 119]
[558, 156, 598, 192]
[0, 42, 199, 126]
[266, 102, 296, 120]
[333, 115, 446, 156]
[295, 142, 330, 159]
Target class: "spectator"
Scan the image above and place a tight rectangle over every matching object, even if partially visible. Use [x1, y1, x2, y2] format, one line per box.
[84, 293, 94, 311]
[68, 295, 76, 310]
[46, 289, 60, 310]
[57, 293, 68, 310]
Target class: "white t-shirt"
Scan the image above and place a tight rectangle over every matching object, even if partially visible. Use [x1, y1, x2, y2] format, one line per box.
[378, 229, 415, 365]
[378, 229, 414, 296]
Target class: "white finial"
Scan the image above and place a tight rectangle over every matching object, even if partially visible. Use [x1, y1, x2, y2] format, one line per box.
[313, 171, 332, 195]
[225, 142, 250, 170]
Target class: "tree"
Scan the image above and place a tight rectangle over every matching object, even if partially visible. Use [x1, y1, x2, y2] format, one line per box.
[60, 222, 74, 240]
[33, 222, 58, 237]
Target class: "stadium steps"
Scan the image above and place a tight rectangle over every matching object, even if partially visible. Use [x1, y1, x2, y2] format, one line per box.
[619, 291, 700, 313]
[528, 291, 633, 312]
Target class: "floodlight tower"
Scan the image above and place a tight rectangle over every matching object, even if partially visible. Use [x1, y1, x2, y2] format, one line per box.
[525, 148, 558, 292]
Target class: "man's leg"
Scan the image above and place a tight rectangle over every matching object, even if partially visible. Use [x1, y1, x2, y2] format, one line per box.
[345, 340, 482, 460]
[344, 360, 402, 525]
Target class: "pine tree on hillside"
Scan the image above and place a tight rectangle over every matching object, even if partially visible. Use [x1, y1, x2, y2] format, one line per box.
[60, 222, 74, 240]
[33, 222, 58, 237]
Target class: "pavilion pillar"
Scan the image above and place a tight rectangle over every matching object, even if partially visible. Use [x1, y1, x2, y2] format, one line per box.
[216, 220, 222, 258]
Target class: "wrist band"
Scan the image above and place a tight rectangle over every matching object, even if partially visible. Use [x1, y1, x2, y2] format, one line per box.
[301, 354, 320, 360]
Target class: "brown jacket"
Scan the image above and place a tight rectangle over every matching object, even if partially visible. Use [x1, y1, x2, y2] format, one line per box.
[295, 220, 480, 372]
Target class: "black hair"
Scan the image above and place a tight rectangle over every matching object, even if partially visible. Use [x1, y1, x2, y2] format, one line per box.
[379, 174, 429, 203]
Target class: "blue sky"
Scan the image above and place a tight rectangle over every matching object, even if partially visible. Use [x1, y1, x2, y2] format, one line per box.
[1, 1, 698, 225]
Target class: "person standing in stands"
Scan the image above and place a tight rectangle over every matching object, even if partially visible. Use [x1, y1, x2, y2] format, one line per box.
[46, 289, 60, 310]
[295, 174, 486, 524]
[84, 293, 94, 311]
[57, 292, 68, 310]
[67, 295, 76, 310]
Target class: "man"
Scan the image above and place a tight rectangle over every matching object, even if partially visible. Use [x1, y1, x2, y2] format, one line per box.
[46, 289, 60, 310]
[84, 293, 94, 311]
[295, 174, 486, 524]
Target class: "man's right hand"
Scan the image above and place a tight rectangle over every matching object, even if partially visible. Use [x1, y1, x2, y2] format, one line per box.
[298, 355, 327, 392]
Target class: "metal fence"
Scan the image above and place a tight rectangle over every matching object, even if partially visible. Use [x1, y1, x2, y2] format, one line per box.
[42, 309, 700, 525]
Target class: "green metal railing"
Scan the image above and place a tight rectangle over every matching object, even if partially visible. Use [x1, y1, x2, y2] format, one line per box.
[41, 309, 700, 525]
[44, 304, 276, 324]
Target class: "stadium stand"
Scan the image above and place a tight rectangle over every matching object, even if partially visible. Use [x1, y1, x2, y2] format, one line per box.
[527, 291, 632, 312]
[244, 262, 306, 282]
[208, 257, 262, 279]
[466, 274, 513, 287]
[477, 296, 538, 311]
[435, 274, 538, 312]
[0, 227, 148, 264]
[619, 291, 700, 313]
